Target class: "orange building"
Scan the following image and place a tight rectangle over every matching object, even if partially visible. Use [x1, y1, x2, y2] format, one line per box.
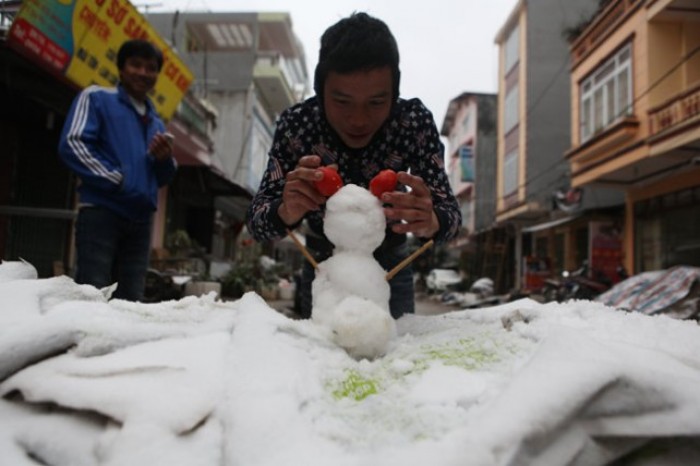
[567, 0, 700, 273]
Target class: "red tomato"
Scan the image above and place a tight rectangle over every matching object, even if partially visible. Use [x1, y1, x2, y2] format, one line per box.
[314, 166, 343, 197]
[369, 169, 398, 198]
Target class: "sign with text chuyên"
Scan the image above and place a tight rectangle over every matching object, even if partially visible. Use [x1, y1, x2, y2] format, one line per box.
[8, 0, 192, 121]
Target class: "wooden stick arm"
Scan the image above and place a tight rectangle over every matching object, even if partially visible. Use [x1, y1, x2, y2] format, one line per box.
[288, 228, 433, 283]
[385, 239, 434, 281]
[286, 229, 318, 269]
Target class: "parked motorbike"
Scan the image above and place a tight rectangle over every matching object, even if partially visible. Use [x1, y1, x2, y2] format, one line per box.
[542, 261, 627, 302]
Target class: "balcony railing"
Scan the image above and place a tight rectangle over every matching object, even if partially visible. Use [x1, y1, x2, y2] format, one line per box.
[254, 52, 300, 91]
[648, 80, 700, 137]
[571, 0, 642, 67]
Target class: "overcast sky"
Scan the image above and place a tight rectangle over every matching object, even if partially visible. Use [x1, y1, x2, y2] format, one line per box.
[149, 0, 519, 130]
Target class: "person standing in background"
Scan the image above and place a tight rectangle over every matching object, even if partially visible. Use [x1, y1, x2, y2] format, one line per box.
[246, 12, 461, 318]
[58, 39, 176, 301]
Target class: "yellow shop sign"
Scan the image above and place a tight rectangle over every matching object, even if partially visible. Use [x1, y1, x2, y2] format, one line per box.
[8, 0, 192, 120]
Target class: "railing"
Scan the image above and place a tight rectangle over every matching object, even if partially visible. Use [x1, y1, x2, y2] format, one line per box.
[571, 0, 642, 67]
[254, 52, 306, 99]
[0, 205, 76, 220]
[648, 81, 700, 136]
[255, 52, 290, 84]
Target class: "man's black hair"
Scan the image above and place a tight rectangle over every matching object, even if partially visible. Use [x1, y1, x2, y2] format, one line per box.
[117, 39, 164, 71]
[313, 12, 401, 106]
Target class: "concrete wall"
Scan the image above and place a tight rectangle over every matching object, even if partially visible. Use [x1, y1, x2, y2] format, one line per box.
[148, 12, 257, 93]
[208, 90, 251, 191]
[524, 0, 600, 208]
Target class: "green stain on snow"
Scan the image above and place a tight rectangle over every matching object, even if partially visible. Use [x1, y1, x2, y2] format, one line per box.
[332, 370, 379, 401]
[329, 335, 504, 401]
[421, 338, 500, 370]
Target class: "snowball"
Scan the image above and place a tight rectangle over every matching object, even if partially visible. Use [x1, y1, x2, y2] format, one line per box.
[323, 295, 396, 360]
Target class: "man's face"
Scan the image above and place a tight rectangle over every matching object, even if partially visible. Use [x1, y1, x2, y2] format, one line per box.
[323, 67, 393, 149]
[119, 56, 160, 101]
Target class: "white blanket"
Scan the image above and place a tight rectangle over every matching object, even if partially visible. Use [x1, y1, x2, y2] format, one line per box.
[1, 262, 700, 465]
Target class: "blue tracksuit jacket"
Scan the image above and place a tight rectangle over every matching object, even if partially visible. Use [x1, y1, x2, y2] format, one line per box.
[58, 84, 177, 221]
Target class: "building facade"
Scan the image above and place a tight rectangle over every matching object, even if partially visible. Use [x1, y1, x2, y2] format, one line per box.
[494, 0, 625, 291]
[148, 11, 308, 261]
[440, 93, 514, 290]
[567, 0, 700, 273]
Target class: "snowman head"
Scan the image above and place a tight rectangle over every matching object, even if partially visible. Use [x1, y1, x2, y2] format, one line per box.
[324, 184, 385, 254]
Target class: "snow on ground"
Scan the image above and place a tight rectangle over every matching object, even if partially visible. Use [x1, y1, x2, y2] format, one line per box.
[2, 260, 700, 465]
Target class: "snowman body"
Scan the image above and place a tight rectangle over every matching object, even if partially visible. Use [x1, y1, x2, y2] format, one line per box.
[311, 184, 396, 359]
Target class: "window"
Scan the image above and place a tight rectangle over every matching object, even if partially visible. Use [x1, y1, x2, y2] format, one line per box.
[459, 145, 474, 182]
[503, 148, 519, 197]
[634, 189, 700, 272]
[580, 43, 633, 142]
[505, 24, 520, 73]
[504, 85, 519, 134]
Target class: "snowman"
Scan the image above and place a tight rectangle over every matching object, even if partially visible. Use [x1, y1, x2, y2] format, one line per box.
[311, 183, 396, 360]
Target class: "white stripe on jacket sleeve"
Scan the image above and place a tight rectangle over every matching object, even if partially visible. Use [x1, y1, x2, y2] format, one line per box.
[66, 86, 123, 186]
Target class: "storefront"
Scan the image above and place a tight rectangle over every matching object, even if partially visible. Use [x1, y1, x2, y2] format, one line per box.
[521, 210, 625, 291]
[0, 41, 77, 276]
[633, 184, 700, 272]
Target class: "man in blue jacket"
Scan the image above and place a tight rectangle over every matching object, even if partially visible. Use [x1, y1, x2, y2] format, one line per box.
[58, 39, 176, 301]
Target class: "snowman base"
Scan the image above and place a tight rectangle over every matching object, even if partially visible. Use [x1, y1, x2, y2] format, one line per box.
[314, 295, 396, 360]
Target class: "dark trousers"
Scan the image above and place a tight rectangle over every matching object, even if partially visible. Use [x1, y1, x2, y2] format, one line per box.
[74, 206, 152, 301]
[297, 242, 415, 319]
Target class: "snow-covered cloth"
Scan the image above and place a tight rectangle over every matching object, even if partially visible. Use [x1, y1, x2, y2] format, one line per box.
[2, 262, 700, 465]
[597, 266, 700, 317]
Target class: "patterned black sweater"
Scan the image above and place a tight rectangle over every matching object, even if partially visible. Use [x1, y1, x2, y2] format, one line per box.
[246, 96, 461, 250]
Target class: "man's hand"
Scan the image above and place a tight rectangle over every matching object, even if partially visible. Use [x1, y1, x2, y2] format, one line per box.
[149, 132, 174, 161]
[278, 155, 328, 226]
[381, 172, 440, 239]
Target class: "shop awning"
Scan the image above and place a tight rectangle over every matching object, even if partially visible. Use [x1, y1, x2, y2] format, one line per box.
[168, 119, 213, 167]
[522, 215, 581, 234]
